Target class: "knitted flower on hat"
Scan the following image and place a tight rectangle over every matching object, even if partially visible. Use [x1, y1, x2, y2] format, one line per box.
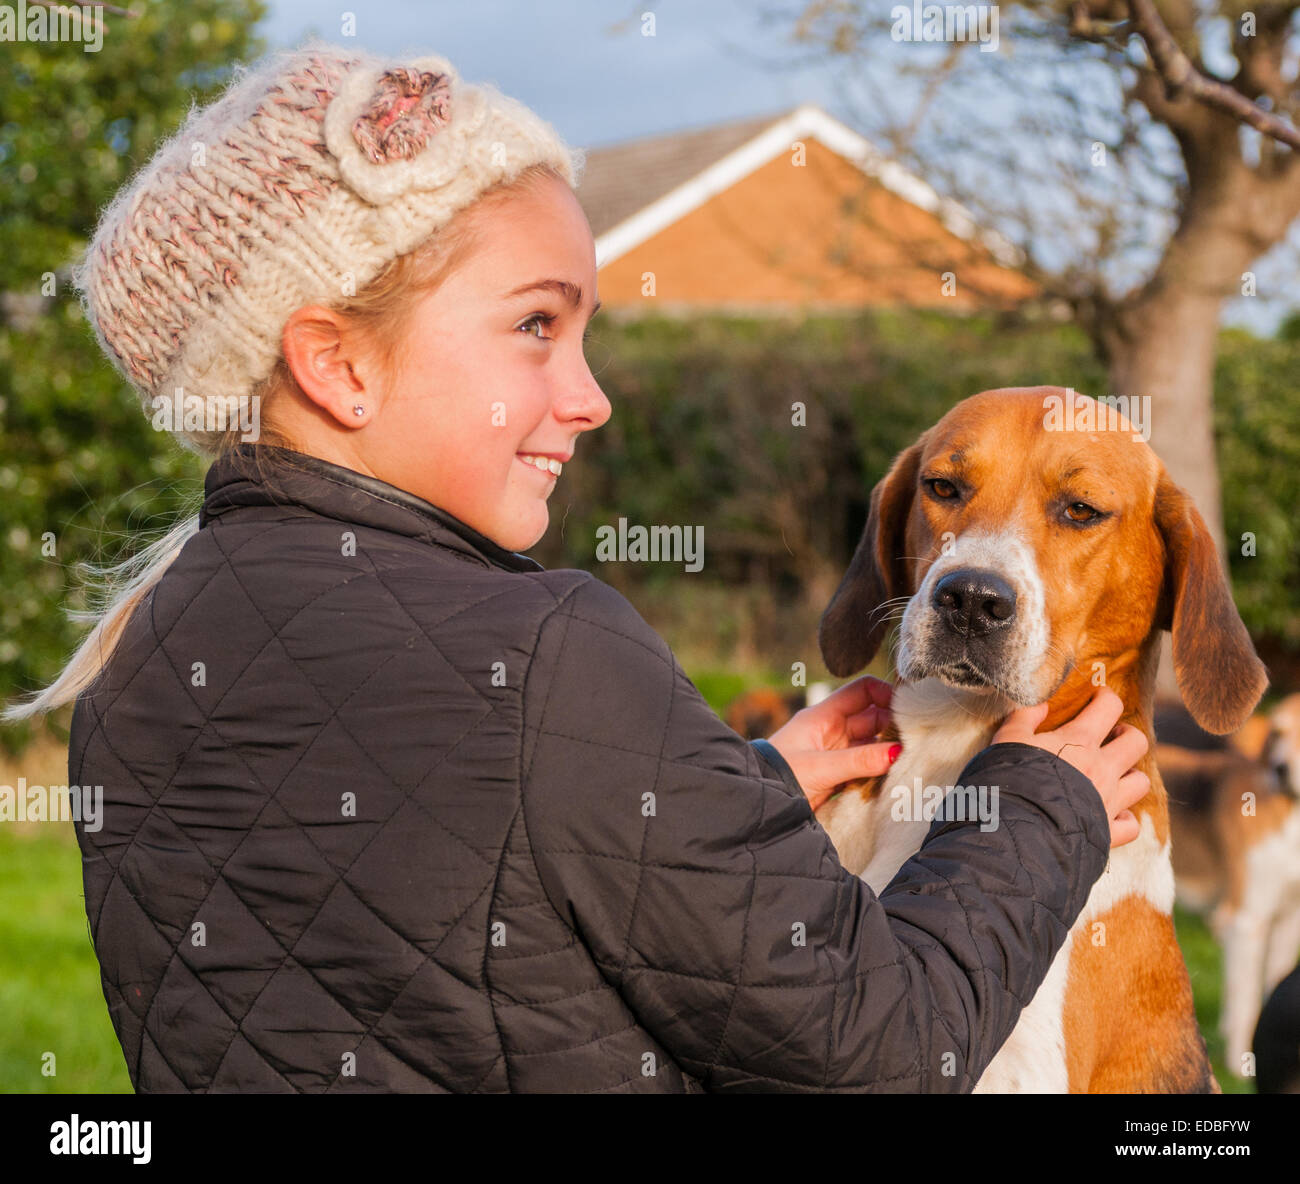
[321, 55, 493, 205]
[350, 67, 453, 164]
[75, 42, 584, 456]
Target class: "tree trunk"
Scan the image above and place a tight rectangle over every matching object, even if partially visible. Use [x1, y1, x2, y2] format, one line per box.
[1107, 291, 1226, 545]
[1105, 289, 1226, 703]
[1089, 127, 1300, 709]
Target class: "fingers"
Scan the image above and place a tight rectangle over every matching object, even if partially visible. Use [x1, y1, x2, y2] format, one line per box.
[844, 703, 891, 741]
[984, 688, 1150, 852]
[1113, 767, 1150, 812]
[846, 739, 902, 780]
[805, 740, 902, 790]
[815, 677, 894, 745]
[1110, 809, 1141, 847]
[1105, 770, 1149, 848]
[1099, 722, 1150, 776]
[1061, 686, 1124, 744]
[854, 675, 893, 709]
[824, 675, 893, 715]
[992, 700, 1049, 743]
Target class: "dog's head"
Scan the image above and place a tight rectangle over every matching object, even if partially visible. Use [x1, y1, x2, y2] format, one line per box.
[1261, 693, 1300, 798]
[819, 386, 1267, 734]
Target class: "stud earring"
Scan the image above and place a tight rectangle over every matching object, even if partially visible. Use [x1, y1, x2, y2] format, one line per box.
[352, 405, 365, 417]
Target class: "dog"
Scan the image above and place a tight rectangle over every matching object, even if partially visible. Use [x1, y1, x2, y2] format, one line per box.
[814, 386, 1268, 1092]
[725, 682, 833, 739]
[1162, 692, 1300, 1076]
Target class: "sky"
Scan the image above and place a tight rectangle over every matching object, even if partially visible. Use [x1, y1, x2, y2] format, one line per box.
[258, 0, 841, 148]
[252, 0, 1292, 335]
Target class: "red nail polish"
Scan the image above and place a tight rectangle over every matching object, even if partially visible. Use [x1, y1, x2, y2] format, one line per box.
[888, 744, 902, 763]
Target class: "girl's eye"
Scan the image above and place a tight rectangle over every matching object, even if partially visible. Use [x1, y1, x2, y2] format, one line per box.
[518, 313, 595, 343]
[926, 478, 959, 500]
[518, 313, 594, 343]
[518, 313, 555, 339]
[1065, 502, 1100, 523]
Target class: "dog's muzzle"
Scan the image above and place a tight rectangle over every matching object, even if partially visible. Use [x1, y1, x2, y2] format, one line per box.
[896, 531, 1050, 702]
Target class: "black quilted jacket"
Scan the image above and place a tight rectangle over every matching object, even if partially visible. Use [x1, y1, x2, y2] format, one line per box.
[69, 443, 1110, 1093]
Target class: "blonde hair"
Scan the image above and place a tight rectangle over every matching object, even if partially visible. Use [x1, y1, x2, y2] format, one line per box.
[4, 162, 564, 722]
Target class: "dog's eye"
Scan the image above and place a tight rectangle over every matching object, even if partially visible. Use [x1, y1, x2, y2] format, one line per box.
[1065, 502, 1100, 522]
[926, 478, 959, 500]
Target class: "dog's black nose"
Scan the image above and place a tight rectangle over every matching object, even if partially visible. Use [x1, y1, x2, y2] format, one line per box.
[933, 569, 1017, 636]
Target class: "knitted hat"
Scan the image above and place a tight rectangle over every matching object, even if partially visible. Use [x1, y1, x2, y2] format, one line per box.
[74, 42, 585, 456]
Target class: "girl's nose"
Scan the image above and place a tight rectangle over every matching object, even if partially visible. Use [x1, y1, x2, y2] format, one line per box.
[557, 370, 611, 431]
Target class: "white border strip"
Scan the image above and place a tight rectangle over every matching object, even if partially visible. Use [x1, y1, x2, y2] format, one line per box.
[592, 103, 1023, 272]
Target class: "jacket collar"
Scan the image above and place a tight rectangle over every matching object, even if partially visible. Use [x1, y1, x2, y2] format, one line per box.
[200, 444, 544, 573]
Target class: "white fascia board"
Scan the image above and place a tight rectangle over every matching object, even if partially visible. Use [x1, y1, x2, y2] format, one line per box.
[593, 102, 1025, 272]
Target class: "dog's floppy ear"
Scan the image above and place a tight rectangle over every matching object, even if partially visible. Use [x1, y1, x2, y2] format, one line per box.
[1154, 466, 1267, 734]
[819, 439, 924, 677]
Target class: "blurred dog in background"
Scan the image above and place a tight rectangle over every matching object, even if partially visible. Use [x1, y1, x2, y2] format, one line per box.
[725, 682, 833, 739]
[1160, 692, 1300, 1078]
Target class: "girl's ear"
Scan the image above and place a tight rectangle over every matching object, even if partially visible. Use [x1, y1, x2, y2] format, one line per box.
[281, 306, 371, 427]
[819, 438, 925, 677]
[1154, 465, 1267, 734]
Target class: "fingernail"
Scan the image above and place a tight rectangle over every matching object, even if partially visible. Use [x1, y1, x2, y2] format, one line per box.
[888, 744, 902, 763]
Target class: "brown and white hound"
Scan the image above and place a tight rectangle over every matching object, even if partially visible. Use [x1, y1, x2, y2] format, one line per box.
[1163, 693, 1300, 1077]
[814, 385, 1267, 1093]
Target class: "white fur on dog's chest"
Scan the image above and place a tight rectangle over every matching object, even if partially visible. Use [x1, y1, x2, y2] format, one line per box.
[855, 681, 1003, 891]
[821, 679, 1173, 1092]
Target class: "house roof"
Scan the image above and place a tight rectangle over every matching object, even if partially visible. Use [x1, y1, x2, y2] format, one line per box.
[574, 103, 1024, 274]
[575, 109, 784, 239]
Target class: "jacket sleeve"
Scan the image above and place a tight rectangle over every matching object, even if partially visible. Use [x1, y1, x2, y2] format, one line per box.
[519, 575, 1110, 1092]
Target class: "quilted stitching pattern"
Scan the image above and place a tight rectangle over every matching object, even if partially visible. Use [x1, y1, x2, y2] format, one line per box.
[69, 447, 1109, 1093]
[520, 579, 1111, 1091]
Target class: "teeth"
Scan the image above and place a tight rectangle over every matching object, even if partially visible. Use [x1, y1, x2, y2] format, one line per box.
[519, 454, 562, 476]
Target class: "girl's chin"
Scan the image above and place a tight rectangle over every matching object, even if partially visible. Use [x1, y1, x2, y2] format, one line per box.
[494, 504, 549, 553]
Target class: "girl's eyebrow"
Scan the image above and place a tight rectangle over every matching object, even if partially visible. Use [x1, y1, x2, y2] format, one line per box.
[503, 278, 602, 316]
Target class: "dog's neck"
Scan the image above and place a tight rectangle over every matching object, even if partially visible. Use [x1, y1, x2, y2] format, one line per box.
[885, 629, 1168, 842]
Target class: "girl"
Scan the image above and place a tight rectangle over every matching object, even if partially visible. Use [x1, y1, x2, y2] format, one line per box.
[8, 45, 1146, 1092]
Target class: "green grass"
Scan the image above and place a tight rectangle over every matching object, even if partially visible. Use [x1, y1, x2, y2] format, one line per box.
[0, 822, 131, 1093]
[690, 669, 770, 713]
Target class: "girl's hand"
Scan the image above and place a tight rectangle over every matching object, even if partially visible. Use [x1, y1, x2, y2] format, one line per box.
[767, 676, 901, 812]
[992, 688, 1150, 848]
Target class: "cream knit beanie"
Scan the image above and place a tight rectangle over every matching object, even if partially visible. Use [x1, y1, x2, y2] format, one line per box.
[74, 42, 584, 456]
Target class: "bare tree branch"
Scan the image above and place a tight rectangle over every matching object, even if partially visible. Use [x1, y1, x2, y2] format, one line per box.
[1127, 0, 1300, 150]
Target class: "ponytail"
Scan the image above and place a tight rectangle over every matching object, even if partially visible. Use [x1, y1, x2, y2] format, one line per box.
[2, 507, 201, 722]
